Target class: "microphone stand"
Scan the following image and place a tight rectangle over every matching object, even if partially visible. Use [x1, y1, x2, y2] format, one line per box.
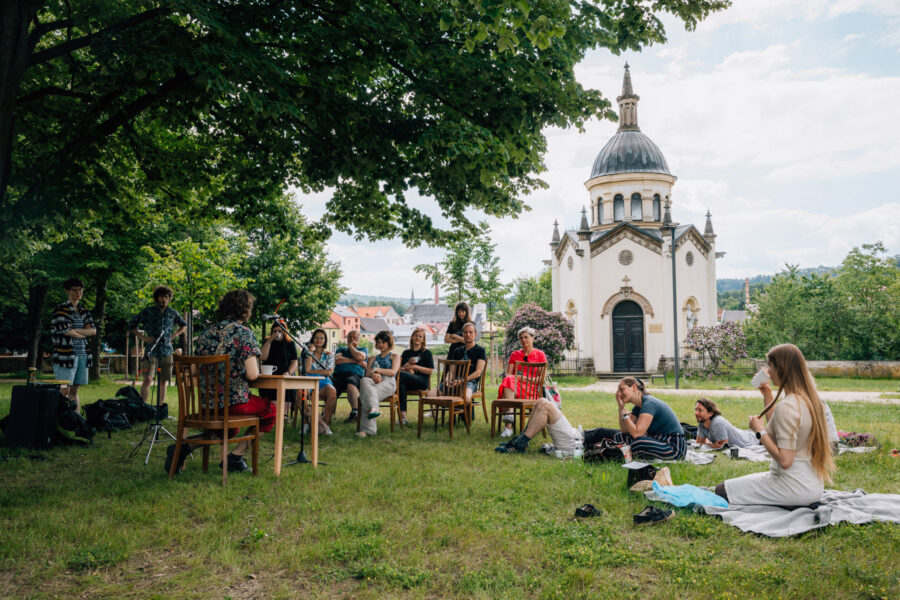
[268, 317, 327, 467]
[130, 330, 178, 463]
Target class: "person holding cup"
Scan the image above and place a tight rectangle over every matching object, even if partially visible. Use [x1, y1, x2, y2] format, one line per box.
[715, 343, 835, 506]
[259, 321, 299, 416]
[397, 327, 434, 426]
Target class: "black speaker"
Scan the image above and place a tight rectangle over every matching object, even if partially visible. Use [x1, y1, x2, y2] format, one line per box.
[5, 384, 62, 449]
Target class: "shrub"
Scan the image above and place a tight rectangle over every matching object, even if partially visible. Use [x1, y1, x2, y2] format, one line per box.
[684, 321, 748, 376]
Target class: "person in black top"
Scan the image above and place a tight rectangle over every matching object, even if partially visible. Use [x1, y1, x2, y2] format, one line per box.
[259, 321, 299, 412]
[444, 301, 471, 355]
[398, 327, 434, 425]
[445, 322, 486, 402]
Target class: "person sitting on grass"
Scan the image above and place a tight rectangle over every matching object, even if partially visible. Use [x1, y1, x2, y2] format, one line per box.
[357, 330, 401, 438]
[581, 377, 686, 460]
[715, 343, 834, 507]
[495, 396, 582, 454]
[497, 326, 547, 438]
[166, 289, 276, 475]
[694, 398, 757, 449]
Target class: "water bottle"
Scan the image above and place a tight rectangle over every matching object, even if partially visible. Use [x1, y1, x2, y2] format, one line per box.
[573, 425, 584, 460]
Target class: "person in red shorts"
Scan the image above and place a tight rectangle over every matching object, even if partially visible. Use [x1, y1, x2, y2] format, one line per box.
[497, 327, 547, 438]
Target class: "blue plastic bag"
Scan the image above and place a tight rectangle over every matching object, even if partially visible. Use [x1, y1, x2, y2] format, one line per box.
[652, 481, 729, 508]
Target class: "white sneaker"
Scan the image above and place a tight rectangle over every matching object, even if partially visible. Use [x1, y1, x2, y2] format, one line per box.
[500, 427, 513, 438]
[323, 424, 333, 436]
[302, 423, 310, 434]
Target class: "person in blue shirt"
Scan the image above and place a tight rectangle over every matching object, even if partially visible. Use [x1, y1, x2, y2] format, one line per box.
[129, 285, 187, 405]
[332, 330, 368, 422]
[582, 377, 686, 460]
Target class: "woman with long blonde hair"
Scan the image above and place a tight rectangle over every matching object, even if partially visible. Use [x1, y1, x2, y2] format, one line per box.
[716, 343, 835, 506]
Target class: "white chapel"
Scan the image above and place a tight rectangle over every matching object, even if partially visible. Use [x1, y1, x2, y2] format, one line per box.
[550, 64, 720, 375]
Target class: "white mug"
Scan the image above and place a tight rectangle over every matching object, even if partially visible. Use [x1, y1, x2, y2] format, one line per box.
[260, 364, 278, 375]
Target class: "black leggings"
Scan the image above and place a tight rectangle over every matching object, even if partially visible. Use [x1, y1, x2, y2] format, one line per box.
[397, 372, 429, 411]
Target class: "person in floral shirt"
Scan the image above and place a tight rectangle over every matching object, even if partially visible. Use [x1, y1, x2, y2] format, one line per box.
[167, 289, 274, 475]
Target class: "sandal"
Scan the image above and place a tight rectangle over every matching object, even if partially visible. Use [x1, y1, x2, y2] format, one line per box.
[574, 503, 602, 518]
[633, 506, 673, 525]
[367, 411, 380, 419]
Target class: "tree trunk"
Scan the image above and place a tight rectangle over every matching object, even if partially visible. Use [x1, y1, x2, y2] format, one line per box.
[25, 282, 48, 370]
[89, 271, 109, 380]
[0, 2, 40, 203]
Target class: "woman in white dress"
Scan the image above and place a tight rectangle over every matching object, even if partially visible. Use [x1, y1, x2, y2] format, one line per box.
[716, 343, 834, 506]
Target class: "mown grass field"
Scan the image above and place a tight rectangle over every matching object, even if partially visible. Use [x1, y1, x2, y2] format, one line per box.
[1, 380, 898, 600]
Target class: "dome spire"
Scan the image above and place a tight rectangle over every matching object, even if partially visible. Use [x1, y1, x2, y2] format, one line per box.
[617, 63, 640, 132]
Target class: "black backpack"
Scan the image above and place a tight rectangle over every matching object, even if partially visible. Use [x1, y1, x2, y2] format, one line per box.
[584, 439, 627, 463]
[83, 400, 132, 436]
[57, 399, 95, 445]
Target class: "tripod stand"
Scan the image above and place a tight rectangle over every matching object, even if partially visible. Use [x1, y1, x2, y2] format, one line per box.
[128, 331, 178, 463]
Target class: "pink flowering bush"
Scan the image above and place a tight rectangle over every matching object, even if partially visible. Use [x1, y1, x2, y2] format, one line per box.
[684, 321, 748, 376]
[503, 303, 574, 366]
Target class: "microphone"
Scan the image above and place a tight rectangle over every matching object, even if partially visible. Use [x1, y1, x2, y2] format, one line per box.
[262, 314, 283, 321]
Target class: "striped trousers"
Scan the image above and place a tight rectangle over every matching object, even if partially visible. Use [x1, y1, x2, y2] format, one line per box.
[584, 427, 686, 460]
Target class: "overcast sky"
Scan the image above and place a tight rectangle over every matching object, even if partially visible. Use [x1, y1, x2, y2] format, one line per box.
[295, 0, 900, 299]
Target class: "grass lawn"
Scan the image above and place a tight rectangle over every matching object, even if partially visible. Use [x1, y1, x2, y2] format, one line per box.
[1, 381, 898, 600]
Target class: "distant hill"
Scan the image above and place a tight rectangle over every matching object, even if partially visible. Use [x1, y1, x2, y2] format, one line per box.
[717, 265, 837, 293]
[339, 294, 412, 313]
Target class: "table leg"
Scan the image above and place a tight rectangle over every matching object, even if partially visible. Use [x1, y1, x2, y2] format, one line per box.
[274, 382, 285, 476]
[311, 385, 319, 467]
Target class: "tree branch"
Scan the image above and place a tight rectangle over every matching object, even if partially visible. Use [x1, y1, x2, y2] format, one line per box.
[18, 85, 90, 104]
[27, 18, 73, 52]
[27, 7, 166, 68]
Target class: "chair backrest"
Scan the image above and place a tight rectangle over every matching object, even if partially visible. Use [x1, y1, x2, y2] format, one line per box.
[436, 359, 471, 400]
[514, 361, 547, 400]
[173, 354, 231, 421]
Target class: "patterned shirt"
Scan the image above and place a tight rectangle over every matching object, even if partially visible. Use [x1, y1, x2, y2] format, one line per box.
[195, 320, 261, 407]
[50, 301, 95, 368]
[128, 305, 187, 358]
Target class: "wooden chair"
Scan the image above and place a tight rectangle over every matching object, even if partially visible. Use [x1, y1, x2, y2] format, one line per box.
[490, 361, 547, 438]
[417, 359, 471, 439]
[468, 367, 489, 423]
[169, 354, 261, 485]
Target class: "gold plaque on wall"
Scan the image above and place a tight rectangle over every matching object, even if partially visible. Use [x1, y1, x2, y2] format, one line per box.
[648, 324, 663, 333]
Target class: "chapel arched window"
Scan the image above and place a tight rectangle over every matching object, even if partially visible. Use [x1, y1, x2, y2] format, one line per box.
[653, 194, 661, 221]
[597, 197, 603, 224]
[631, 193, 643, 220]
[613, 194, 624, 222]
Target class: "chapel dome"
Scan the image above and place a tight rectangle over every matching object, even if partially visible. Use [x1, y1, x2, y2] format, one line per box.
[589, 64, 671, 179]
[590, 130, 671, 178]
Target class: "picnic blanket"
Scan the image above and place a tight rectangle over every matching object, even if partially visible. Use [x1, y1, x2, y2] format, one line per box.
[698, 489, 900, 537]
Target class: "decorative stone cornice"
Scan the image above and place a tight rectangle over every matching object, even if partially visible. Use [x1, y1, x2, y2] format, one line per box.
[591, 225, 662, 258]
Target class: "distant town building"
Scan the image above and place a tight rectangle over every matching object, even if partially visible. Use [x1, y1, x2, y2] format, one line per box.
[550, 64, 720, 375]
[330, 306, 361, 339]
[355, 305, 403, 325]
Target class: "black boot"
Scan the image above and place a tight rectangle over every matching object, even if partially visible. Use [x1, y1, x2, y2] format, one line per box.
[495, 433, 530, 454]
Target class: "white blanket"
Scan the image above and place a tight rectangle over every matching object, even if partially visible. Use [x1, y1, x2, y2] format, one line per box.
[699, 489, 900, 537]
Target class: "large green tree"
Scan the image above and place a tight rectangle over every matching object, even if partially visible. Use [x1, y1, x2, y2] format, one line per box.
[3, 0, 729, 244]
[414, 223, 511, 319]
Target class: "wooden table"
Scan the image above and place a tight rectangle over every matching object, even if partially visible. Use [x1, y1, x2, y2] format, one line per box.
[252, 375, 321, 473]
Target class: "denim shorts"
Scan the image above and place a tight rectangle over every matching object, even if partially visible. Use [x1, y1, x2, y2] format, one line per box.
[54, 354, 89, 385]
